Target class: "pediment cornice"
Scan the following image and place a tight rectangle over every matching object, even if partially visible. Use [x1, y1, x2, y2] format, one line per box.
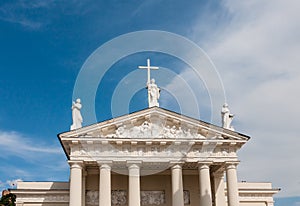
[59, 107, 250, 142]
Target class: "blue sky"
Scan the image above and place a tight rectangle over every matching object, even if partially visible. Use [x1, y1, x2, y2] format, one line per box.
[0, 1, 300, 205]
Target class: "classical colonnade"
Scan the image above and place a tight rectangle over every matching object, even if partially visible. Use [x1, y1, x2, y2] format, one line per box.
[68, 161, 239, 206]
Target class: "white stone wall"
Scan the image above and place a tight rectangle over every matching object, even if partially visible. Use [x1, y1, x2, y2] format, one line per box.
[13, 180, 278, 206]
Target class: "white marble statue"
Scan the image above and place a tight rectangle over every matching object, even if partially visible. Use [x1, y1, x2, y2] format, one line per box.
[138, 59, 160, 108]
[71, 98, 83, 130]
[221, 103, 234, 130]
[147, 78, 160, 107]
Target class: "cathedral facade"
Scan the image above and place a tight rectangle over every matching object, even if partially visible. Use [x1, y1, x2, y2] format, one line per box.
[12, 107, 279, 206]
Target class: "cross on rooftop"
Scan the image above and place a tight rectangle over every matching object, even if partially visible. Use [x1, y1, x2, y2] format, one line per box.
[138, 58, 159, 84]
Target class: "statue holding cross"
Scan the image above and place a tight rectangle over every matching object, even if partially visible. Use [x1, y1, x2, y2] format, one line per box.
[139, 59, 160, 107]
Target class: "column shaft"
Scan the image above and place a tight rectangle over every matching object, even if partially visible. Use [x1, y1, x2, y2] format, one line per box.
[82, 170, 86, 206]
[171, 164, 184, 206]
[99, 164, 111, 206]
[226, 164, 239, 206]
[128, 164, 140, 206]
[213, 172, 226, 206]
[69, 161, 83, 206]
[198, 164, 212, 206]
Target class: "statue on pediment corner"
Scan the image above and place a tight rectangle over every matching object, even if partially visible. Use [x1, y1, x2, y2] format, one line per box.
[221, 103, 235, 131]
[71, 98, 83, 130]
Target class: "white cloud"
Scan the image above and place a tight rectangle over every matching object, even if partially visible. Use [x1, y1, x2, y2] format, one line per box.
[0, 0, 55, 29]
[189, 0, 300, 197]
[0, 130, 68, 190]
[0, 131, 61, 159]
[162, 68, 227, 124]
[0, 0, 92, 29]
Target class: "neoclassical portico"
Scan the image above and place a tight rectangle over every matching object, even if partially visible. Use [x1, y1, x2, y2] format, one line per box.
[68, 160, 241, 206]
[61, 107, 248, 206]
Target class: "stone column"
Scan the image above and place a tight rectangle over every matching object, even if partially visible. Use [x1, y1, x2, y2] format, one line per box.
[267, 201, 274, 206]
[171, 164, 184, 206]
[226, 162, 239, 206]
[128, 163, 141, 206]
[213, 171, 226, 206]
[198, 163, 212, 206]
[69, 161, 83, 206]
[99, 163, 112, 206]
[82, 169, 87, 206]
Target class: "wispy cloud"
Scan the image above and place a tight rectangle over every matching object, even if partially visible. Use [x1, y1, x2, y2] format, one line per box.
[0, 130, 68, 190]
[0, 0, 93, 29]
[188, 0, 300, 197]
[0, 131, 60, 159]
[0, 167, 31, 178]
[0, 0, 56, 29]
[161, 67, 212, 121]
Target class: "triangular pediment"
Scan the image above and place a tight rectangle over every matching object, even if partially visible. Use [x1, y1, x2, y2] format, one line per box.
[59, 107, 250, 142]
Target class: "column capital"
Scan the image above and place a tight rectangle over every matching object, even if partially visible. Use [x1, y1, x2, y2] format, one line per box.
[198, 161, 213, 169]
[225, 161, 240, 169]
[98, 161, 113, 168]
[126, 160, 142, 168]
[171, 164, 182, 170]
[68, 160, 84, 169]
[127, 164, 140, 171]
[169, 161, 184, 169]
[100, 164, 111, 170]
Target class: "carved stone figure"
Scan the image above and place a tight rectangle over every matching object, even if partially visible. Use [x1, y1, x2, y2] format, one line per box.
[116, 125, 126, 137]
[170, 126, 177, 138]
[141, 191, 165, 205]
[147, 79, 160, 107]
[140, 121, 151, 137]
[176, 127, 184, 137]
[111, 190, 127, 206]
[184, 190, 190, 205]
[70, 98, 83, 130]
[184, 129, 193, 139]
[106, 122, 208, 141]
[162, 125, 171, 138]
[221, 103, 234, 130]
[86, 190, 98, 206]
